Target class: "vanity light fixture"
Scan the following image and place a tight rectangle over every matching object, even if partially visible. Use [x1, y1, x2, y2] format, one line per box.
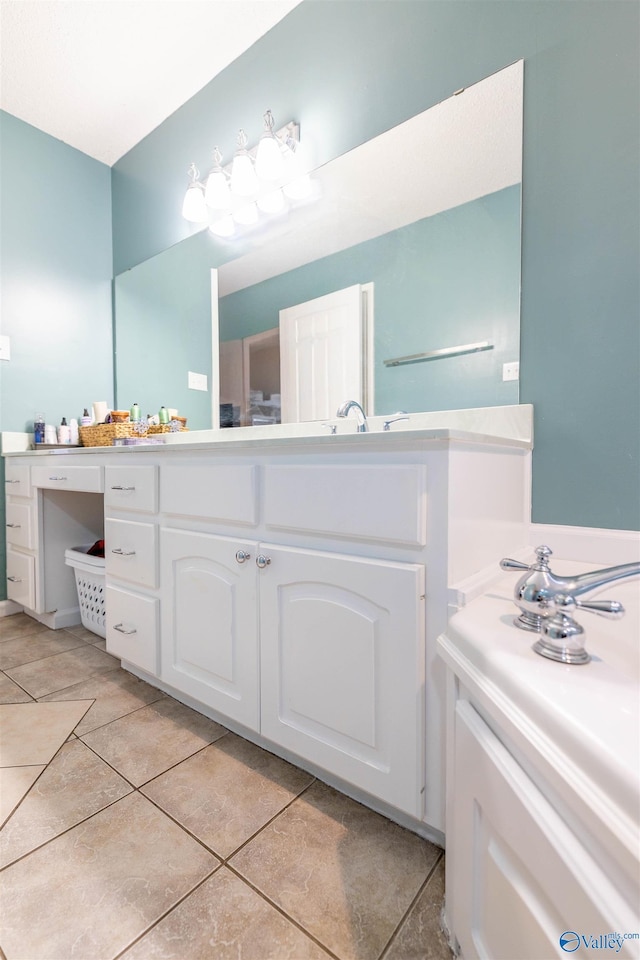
[181, 110, 313, 238]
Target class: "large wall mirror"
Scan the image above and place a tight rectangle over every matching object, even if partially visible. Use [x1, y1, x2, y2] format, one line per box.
[114, 60, 523, 431]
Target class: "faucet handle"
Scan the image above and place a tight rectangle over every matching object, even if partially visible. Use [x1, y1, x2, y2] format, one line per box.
[383, 412, 409, 431]
[500, 545, 553, 573]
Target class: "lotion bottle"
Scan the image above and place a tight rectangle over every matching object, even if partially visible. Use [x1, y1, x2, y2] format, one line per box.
[58, 417, 71, 444]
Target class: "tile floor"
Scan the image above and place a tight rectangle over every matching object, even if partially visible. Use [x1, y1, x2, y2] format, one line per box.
[0, 612, 452, 960]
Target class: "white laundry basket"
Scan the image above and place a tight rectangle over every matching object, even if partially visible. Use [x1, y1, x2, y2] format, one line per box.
[64, 546, 106, 638]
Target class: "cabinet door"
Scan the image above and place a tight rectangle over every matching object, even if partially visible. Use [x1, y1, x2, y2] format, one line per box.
[450, 701, 637, 960]
[260, 544, 425, 817]
[160, 528, 259, 731]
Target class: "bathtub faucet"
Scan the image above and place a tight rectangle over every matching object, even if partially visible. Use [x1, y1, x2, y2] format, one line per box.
[500, 545, 639, 664]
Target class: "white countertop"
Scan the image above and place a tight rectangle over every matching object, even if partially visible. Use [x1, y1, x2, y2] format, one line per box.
[1, 404, 533, 456]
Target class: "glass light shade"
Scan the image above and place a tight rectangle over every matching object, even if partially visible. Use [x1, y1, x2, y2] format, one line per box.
[230, 152, 259, 197]
[255, 134, 284, 181]
[233, 202, 259, 226]
[257, 188, 286, 214]
[182, 183, 208, 222]
[205, 168, 231, 210]
[209, 215, 235, 238]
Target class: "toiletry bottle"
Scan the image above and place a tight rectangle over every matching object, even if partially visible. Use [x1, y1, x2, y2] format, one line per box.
[130, 402, 140, 422]
[80, 408, 92, 426]
[34, 413, 45, 444]
[58, 417, 71, 444]
[159, 406, 169, 424]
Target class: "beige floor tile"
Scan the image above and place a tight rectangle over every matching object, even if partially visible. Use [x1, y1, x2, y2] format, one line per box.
[0, 792, 219, 960]
[5, 644, 118, 698]
[81, 696, 229, 786]
[0, 671, 33, 704]
[383, 857, 452, 960]
[0, 701, 93, 766]
[141, 733, 314, 858]
[0, 766, 45, 827]
[122, 866, 333, 960]
[230, 780, 441, 960]
[0, 613, 51, 643]
[40, 667, 165, 735]
[0, 739, 132, 868]
[0, 629, 86, 671]
[62, 623, 104, 643]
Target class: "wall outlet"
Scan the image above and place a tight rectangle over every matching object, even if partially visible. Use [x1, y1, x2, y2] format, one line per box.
[503, 361, 519, 382]
[0, 334, 10, 361]
[188, 371, 208, 392]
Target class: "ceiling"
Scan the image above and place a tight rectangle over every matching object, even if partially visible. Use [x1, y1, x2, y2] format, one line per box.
[0, 0, 302, 166]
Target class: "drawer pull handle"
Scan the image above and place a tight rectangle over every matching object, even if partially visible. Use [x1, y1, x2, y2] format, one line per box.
[235, 550, 251, 563]
[113, 623, 137, 635]
[256, 555, 271, 569]
[110, 485, 136, 491]
[7, 575, 23, 582]
[5, 479, 20, 484]
[111, 548, 136, 556]
[6, 523, 21, 528]
[48, 476, 68, 481]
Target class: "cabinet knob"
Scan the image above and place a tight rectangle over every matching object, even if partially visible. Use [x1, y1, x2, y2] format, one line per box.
[111, 548, 136, 556]
[235, 549, 251, 564]
[113, 623, 137, 635]
[256, 555, 271, 569]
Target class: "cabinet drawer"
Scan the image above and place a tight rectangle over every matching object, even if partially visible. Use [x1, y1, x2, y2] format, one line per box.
[264, 464, 427, 545]
[161, 464, 257, 525]
[105, 518, 157, 588]
[31, 464, 103, 493]
[6, 547, 36, 610]
[106, 584, 158, 674]
[105, 466, 158, 514]
[4, 462, 32, 499]
[5, 502, 35, 550]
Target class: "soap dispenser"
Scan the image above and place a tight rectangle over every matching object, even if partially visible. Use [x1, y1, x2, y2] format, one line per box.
[159, 406, 169, 424]
[130, 402, 140, 422]
[58, 418, 71, 444]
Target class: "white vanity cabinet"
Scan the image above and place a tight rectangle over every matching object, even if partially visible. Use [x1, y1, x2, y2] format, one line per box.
[104, 465, 159, 674]
[3, 414, 532, 835]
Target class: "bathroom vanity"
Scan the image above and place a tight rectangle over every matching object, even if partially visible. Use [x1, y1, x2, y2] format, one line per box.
[439, 567, 639, 958]
[3, 406, 532, 837]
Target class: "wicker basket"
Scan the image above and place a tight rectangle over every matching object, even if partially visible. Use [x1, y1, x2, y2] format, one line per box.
[147, 424, 189, 435]
[79, 423, 133, 447]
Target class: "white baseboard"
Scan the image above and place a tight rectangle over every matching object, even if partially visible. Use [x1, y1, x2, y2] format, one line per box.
[530, 523, 640, 565]
[0, 600, 24, 618]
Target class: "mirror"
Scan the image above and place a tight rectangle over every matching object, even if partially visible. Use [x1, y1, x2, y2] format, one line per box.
[114, 61, 523, 431]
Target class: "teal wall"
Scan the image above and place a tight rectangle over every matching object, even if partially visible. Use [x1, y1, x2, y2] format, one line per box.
[219, 186, 521, 414]
[0, 111, 113, 599]
[112, 0, 640, 532]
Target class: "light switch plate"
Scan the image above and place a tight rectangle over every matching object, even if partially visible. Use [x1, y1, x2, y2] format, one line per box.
[0, 334, 10, 361]
[188, 371, 208, 392]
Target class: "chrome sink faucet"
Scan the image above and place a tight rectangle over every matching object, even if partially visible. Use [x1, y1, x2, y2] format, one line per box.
[500, 545, 640, 664]
[336, 399, 369, 432]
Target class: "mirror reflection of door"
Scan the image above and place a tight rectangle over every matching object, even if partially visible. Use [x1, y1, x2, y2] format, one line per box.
[219, 328, 281, 426]
[279, 283, 374, 424]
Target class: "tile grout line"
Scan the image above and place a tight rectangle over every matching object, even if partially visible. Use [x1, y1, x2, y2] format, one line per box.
[378, 850, 445, 960]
